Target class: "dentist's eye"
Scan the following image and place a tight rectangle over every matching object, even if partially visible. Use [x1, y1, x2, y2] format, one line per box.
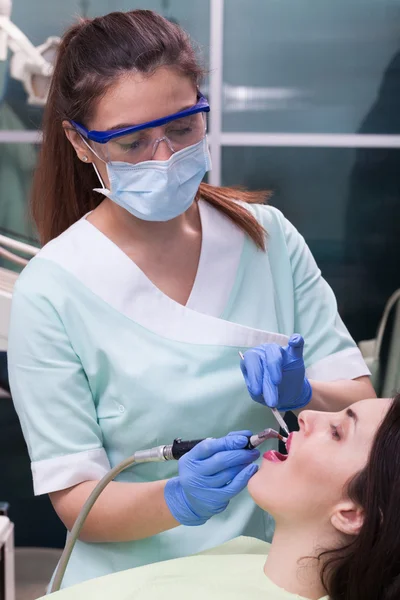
[331, 425, 341, 440]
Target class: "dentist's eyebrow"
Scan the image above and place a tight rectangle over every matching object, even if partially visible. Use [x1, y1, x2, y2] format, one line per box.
[346, 408, 358, 428]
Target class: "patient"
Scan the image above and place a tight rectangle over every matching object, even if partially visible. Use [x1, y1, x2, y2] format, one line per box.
[43, 396, 400, 600]
[248, 394, 400, 600]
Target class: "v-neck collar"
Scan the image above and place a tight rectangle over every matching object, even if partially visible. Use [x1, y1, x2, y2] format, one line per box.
[185, 200, 245, 317]
[38, 204, 289, 349]
[83, 200, 245, 319]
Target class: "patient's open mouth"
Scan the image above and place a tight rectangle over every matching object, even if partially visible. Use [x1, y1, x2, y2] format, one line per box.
[263, 432, 293, 463]
[263, 450, 287, 462]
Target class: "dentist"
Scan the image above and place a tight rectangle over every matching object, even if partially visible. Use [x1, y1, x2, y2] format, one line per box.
[8, 9, 373, 589]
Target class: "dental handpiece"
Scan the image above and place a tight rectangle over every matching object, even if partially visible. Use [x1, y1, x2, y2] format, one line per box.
[162, 428, 287, 460]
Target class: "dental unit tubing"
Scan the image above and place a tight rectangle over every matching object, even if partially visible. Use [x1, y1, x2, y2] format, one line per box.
[50, 428, 286, 593]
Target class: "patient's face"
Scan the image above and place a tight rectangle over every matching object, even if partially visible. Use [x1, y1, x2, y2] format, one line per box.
[248, 398, 391, 524]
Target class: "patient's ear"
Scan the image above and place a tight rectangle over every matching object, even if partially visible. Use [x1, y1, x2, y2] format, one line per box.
[331, 500, 364, 536]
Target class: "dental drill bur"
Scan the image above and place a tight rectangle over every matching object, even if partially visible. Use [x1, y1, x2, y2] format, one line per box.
[246, 427, 287, 448]
[239, 351, 290, 437]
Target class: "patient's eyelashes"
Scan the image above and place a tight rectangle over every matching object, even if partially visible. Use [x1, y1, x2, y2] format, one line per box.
[331, 424, 341, 441]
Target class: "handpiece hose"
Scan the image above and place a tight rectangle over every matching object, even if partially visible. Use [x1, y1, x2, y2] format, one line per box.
[50, 428, 286, 593]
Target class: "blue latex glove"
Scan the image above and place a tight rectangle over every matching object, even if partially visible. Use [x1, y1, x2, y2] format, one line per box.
[240, 334, 312, 411]
[164, 431, 259, 526]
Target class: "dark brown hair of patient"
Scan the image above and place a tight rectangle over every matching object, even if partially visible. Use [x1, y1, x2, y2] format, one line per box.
[321, 393, 400, 600]
[31, 9, 268, 247]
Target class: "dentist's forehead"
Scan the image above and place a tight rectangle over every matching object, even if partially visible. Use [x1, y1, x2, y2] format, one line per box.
[91, 68, 197, 131]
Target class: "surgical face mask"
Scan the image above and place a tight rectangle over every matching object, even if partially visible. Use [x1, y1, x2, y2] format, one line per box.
[92, 137, 212, 222]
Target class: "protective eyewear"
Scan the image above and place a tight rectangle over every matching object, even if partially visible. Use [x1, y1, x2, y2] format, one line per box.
[70, 93, 210, 164]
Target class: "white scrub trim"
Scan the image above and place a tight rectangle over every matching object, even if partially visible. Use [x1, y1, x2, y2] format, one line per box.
[32, 448, 110, 496]
[185, 201, 245, 316]
[37, 207, 289, 350]
[306, 347, 371, 382]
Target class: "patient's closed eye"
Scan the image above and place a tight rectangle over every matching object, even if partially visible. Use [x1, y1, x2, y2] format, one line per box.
[331, 425, 341, 440]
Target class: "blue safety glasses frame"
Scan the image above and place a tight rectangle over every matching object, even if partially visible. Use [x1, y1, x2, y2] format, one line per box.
[70, 93, 210, 144]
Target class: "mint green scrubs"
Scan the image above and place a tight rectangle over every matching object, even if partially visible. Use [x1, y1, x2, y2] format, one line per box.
[8, 201, 368, 588]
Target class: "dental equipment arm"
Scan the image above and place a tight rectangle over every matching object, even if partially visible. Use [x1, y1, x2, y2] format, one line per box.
[50, 429, 283, 593]
[0, 0, 59, 105]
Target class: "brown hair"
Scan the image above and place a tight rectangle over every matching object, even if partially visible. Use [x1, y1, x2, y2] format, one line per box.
[320, 394, 400, 600]
[31, 10, 268, 247]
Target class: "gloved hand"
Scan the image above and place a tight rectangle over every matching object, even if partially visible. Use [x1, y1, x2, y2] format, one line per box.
[164, 431, 259, 526]
[240, 334, 312, 411]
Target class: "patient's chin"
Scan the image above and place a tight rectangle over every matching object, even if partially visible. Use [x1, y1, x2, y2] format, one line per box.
[247, 470, 273, 512]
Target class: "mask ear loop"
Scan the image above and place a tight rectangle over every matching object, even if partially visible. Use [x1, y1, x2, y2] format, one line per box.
[78, 134, 108, 190]
[91, 162, 107, 190]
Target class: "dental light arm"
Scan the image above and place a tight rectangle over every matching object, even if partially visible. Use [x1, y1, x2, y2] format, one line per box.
[0, 0, 59, 105]
[0, 0, 11, 60]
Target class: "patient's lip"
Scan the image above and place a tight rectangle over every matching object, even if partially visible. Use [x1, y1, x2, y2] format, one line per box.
[286, 432, 294, 454]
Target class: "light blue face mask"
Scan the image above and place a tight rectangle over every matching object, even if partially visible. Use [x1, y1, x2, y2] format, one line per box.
[93, 137, 212, 222]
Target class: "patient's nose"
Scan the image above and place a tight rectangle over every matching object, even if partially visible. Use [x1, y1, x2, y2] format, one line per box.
[300, 409, 336, 437]
[298, 410, 319, 436]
